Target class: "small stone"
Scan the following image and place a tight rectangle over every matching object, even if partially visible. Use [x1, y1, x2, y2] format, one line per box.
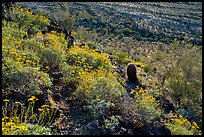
[86, 120, 99, 130]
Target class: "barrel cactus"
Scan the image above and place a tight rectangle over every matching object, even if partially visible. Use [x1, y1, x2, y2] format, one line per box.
[126, 63, 138, 83]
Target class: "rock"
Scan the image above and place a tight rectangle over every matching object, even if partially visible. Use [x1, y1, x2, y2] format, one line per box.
[50, 116, 69, 130]
[135, 125, 151, 135]
[86, 120, 99, 130]
[151, 121, 171, 135]
[127, 129, 134, 135]
[160, 98, 176, 113]
[120, 127, 127, 133]
[10, 91, 26, 102]
[53, 92, 62, 102]
[72, 128, 82, 135]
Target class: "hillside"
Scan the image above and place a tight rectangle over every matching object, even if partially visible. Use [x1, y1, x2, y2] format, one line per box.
[2, 2, 202, 135]
[19, 2, 202, 46]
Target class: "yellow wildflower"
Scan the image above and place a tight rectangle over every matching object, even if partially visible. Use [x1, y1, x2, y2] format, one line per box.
[15, 101, 22, 105]
[31, 96, 36, 99]
[3, 99, 9, 103]
[192, 122, 199, 129]
[10, 51, 16, 54]
[14, 126, 21, 129]
[6, 122, 15, 127]
[2, 128, 8, 132]
[28, 98, 34, 102]
[41, 105, 49, 108]
[20, 126, 27, 131]
[16, 58, 21, 61]
[26, 60, 31, 63]
[179, 115, 183, 119]
[38, 108, 43, 112]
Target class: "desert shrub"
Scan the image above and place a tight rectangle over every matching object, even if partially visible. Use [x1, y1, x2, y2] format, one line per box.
[21, 38, 43, 52]
[77, 71, 125, 102]
[67, 46, 112, 71]
[164, 113, 201, 135]
[60, 62, 79, 88]
[76, 66, 125, 119]
[87, 99, 112, 119]
[66, 46, 123, 115]
[82, 40, 100, 50]
[164, 42, 202, 127]
[80, 76, 125, 132]
[43, 32, 67, 50]
[21, 124, 52, 135]
[39, 47, 65, 70]
[2, 20, 27, 43]
[104, 115, 120, 133]
[133, 89, 161, 121]
[8, 7, 50, 34]
[112, 50, 132, 65]
[2, 59, 52, 97]
[115, 88, 161, 128]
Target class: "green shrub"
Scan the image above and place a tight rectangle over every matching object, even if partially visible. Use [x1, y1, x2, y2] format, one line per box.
[115, 89, 161, 128]
[40, 47, 65, 70]
[104, 115, 120, 132]
[22, 124, 52, 135]
[87, 99, 112, 119]
[112, 50, 132, 65]
[9, 7, 50, 34]
[164, 43, 202, 127]
[164, 113, 201, 135]
[60, 62, 79, 88]
[2, 59, 52, 97]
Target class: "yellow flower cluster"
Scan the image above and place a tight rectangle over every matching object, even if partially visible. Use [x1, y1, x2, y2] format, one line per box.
[167, 113, 201, 135]
[135, 89, 156, 104]
[2, 96, 60, 135]
[2, 120, 28, 135]
[170, 114, 191, 127]
[2, 115, 28, 135]
[43, 32, 67, 52]
[28, 96, 39, 103]
[3, 99, 10, 103]
[3, 44, 39, 67]
[68, 46, 112, 71]
[134, 61, 146, 68]
[17, 8, 50, 25]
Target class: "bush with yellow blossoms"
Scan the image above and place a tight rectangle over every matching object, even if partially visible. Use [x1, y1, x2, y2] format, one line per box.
[67, 46, 112, 71]
[164, 113, 202, 135]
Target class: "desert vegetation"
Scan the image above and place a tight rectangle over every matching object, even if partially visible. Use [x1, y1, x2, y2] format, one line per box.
[2, 2, 202, 135]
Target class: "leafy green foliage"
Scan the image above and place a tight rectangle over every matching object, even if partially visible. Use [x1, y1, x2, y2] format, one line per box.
[164, 42, 202, 127]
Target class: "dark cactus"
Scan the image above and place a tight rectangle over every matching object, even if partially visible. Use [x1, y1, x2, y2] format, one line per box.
[126, 63, 138, 83]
